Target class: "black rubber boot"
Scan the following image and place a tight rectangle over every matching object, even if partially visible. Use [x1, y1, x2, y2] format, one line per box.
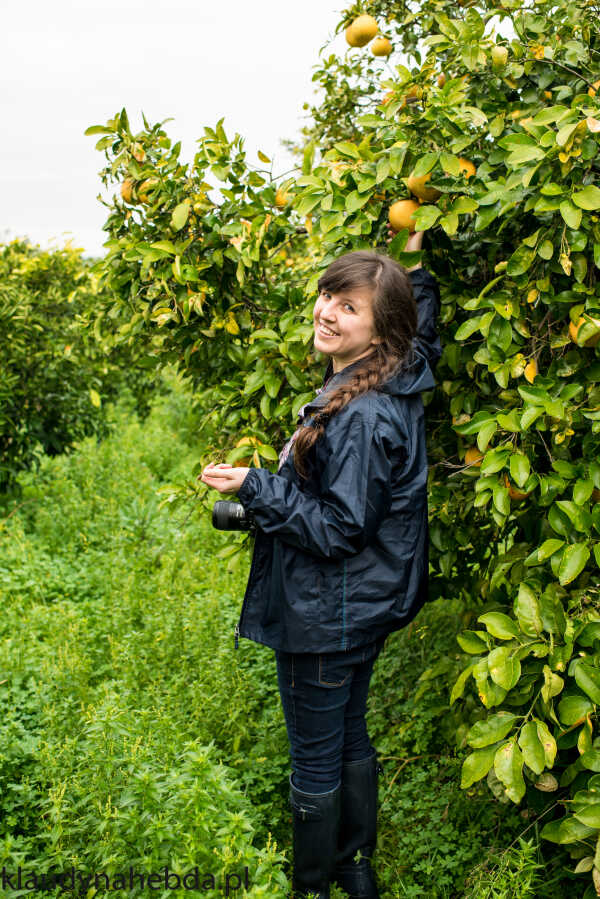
[288, 774, 342, 899]
[332, 750, 382, 899]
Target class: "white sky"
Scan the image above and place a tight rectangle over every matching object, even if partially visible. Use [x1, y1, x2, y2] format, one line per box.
[1, 1, 349, 258]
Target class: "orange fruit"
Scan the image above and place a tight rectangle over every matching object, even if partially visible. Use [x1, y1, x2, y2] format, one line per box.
[371, 37, 392, 57]
[437, 72, 446, 88]
[120, 178, 135, 204]
[131, 143, 146, 163]
[274, 188, 290, 208]
[504, 474, 532, 501]
[588, 79, 600, 98]
[458, 158, 477, 179]
[137, 178, 159, 204]
[345, 24, 361, 46]
[524, 359, 538, 383]
[407, 170, 441, 203]
[388, 199, 420, 233]
[347, 14, 378, 47]
[569, 316, 600, 347]
[465, 447, 483, 467]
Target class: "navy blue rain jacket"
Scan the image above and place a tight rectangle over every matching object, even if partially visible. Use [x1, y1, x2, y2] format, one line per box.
[235, 268, 441, 654]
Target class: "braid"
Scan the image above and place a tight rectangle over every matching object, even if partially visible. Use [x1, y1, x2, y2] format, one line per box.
[293, 346, 408, 481]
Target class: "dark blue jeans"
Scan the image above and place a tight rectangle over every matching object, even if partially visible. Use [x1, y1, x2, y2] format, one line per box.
[275, 636, 386, 794]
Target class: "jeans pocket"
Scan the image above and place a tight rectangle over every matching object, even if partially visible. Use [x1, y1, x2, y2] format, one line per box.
[318, 654, 351, 688]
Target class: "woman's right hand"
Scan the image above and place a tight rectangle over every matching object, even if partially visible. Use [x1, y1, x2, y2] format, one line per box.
[386, 225, 424, 271]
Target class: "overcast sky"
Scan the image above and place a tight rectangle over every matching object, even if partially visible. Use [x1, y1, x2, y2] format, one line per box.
[1, 1, 348, 258]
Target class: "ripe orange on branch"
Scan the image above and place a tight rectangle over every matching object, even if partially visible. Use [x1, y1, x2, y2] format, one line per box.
[407, 170, 441, 203]
[137, 178, 159, 204]
[458, 158, 477, 179]
[371, 37, 392, 57]
[569, 315, 600, 347]
[589, 79, 600, 97]
[388, 199, 420, 233]
[504, 474, 532, 501]
[465, 447, 483, 467]
[345, 15, 378, 47]
[120, 179, 135, 204]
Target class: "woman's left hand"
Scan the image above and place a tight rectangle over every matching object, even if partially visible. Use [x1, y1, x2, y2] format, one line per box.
[199, 462, 251, 495]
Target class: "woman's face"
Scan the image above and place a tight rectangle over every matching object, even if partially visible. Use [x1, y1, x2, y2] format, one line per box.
[313, 285, 381, 373]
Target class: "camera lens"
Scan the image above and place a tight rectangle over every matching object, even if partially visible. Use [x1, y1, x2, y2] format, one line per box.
[212, 500, 252, 531]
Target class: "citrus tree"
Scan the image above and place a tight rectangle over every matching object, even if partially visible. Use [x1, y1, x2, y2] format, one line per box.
[86, 0, 600, 890]
[0, 239, 161, 491]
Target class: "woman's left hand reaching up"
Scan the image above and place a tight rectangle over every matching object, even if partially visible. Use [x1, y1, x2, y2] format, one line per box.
[199, 463, 250, 495]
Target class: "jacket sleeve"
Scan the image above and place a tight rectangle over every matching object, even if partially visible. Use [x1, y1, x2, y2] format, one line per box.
[409, 268, 442, 373]
[235, 400, 402, 561]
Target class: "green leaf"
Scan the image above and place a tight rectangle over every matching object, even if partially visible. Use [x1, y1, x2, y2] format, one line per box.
[150, 240, 178, 255]
[574, 479, 594, 505]
[572, 185, 600, 211]
[440, 153, 461, 176]
[510, 454, 530, 488]
[333, 141, 360, 159]
[558, 543, 590, 585]
[518, 721, 546, 775]
[170, 200, 190, 231]
[507, 145, 545, 165]
[494, 739, 526, 803]
[480, 447, 511, 475]
[535, 719, 557, 768]
[467, 712, 518, 748]
[506, 246, 536, 277]
[488, 646, 521, 690]
[582, 750, 600, 773]
[450, 662, 476, 704]
[345, 190, 370, 213]
[461, 745, 498, 788]
[541, 815, 597, 844]
[524, 539, 565, 566]
[556, 121, 579, 147]
[542, 664, 564, 703]
[257, 444, 279, 462]
[558, 693, 595, 726]
[573, 804, 600, 828]
[478, 612, 520, 640]
[514, 583, 542, 636]
[574, 660, 600, 705]
[559, 200, 582, 230]
[492, 483, 510, 516]
[412, 152, 438, 178]
[413, 205, 442, 230]
[455, 316, 485, 341]
[457, 631, 489, 654]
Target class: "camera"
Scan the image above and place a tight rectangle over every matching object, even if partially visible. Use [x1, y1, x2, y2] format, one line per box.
[212, 500, 257, 535]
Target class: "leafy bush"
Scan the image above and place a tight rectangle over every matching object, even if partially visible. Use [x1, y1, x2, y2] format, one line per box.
[0, 239, 163, 491]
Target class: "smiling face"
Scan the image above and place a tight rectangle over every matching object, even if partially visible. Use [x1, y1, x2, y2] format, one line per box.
[313, 284, 382, 373]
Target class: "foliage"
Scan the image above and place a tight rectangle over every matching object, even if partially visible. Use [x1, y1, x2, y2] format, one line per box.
[82, 0, 600, 891]
[0, 239, 162, 491]
[1, 376, 573, 897]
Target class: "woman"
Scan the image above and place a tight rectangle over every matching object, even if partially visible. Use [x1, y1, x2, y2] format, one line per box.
[201, 233, 441, 899]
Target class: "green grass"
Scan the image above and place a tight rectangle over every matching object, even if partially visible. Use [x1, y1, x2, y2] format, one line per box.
[0, 370, 578, 898]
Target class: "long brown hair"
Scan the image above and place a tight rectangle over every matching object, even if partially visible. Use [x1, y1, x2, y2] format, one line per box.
[292, 250, 418, 481]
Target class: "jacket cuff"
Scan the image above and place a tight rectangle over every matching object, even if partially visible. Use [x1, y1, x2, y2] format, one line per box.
[236, 467, 260, 508]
